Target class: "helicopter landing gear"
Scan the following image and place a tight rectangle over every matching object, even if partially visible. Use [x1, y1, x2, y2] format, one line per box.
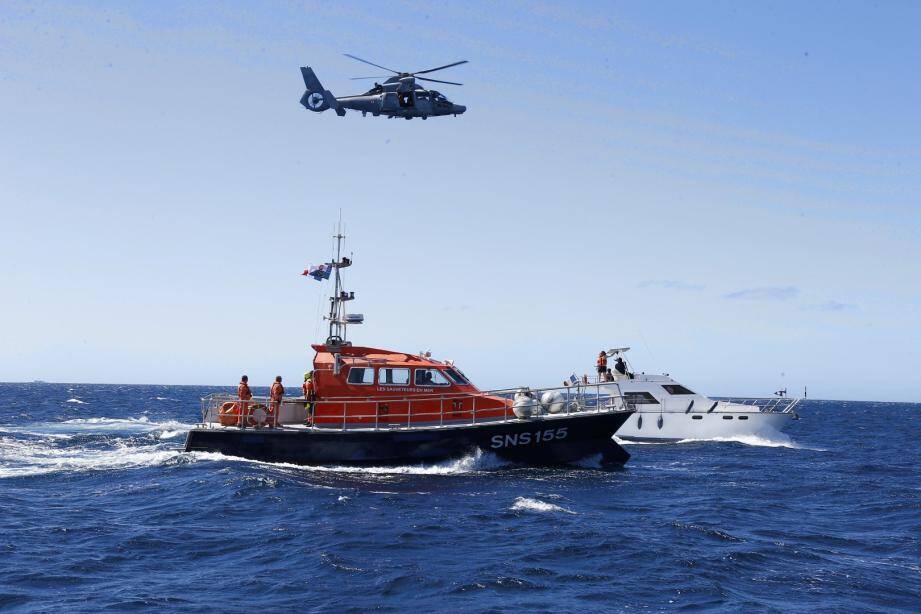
[422, 116, 427, 120]
[362, 111, 367, 117]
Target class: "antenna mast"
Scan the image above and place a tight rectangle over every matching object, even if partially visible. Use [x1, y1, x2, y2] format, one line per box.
[324, 218, 360, 346]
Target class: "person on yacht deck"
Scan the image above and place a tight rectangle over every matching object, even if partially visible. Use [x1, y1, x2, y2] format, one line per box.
[237, 375, 253, 426]
[270, 376, 285, 427]
[596, 351, 607, 380]
[302, 372, 315, 425]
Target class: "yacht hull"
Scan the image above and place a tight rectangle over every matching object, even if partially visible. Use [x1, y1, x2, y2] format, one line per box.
[185, 410, 633, 466]
[615, 410, 793, 442]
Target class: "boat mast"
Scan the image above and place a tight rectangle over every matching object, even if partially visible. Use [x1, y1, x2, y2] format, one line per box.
[324, 219, 357, 346]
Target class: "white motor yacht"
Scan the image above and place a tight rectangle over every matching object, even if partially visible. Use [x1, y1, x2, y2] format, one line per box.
[571, 348, 800, 442]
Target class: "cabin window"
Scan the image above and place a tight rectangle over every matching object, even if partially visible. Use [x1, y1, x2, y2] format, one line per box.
[378, 367, 410, 385]
[347, 367, 374, 385]
[722, 415, 734, 420]
[414, 369, 451, 387]
[444, 367, 470, 385]
[662, 384, 695, 395]
[623, 391, 659, 405]
[398, 92, 414, 108]
[738, 415, 749, 420]
[691, 415, 703, 420]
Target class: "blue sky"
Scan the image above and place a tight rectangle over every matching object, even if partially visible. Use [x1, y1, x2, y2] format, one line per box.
[1, 1, 919, 400]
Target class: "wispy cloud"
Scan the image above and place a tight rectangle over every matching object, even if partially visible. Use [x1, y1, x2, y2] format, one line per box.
[809, 300, 858, 312]
[637, 280, 705, 291]
[723, 286, 799, 301]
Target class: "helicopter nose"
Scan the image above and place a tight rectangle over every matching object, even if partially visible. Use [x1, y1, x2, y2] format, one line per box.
[453, 104, 466, 115]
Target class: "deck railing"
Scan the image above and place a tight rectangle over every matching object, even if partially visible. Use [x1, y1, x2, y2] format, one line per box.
[198, 381, 631, 431]
[713, 397, 801, 414]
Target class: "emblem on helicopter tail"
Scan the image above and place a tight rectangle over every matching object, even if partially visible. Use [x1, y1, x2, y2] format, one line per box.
[305, 92, 326, 110]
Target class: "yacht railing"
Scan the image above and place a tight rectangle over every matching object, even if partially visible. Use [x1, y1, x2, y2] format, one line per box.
[713, 397, 801, 414]
[197, 381, 631, 431]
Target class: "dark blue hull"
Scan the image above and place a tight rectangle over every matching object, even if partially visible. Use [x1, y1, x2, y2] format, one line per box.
[184, 411, 632, 466]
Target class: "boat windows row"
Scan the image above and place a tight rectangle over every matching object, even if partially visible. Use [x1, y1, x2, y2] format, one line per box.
[347, 366, 470, 387]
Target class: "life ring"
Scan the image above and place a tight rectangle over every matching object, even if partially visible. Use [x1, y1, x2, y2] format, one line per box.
[219, 401, 240, 426]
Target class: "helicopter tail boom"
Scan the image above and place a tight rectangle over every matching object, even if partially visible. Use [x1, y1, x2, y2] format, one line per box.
[299, 66, 345, 116]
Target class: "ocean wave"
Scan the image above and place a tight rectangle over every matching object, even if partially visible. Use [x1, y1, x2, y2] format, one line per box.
[674, 433, 825, 450]
[22, 416, 196, 436]
[615, 432, 823, 451]
[0, 436, 184, 479]
[65, 398, 87, 404]
[190, 447, 510, 475]
[510, 497, 576, 514]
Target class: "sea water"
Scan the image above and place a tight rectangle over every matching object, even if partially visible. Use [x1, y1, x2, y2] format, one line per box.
[0, 383, 918, 611]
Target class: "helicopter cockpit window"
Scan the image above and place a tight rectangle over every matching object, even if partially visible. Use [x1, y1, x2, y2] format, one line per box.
[398, 91, 414, 108]
[414, 369, 451, 387]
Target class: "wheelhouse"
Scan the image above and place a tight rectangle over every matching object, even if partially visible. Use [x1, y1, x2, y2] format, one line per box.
[310, 343, 510, 426]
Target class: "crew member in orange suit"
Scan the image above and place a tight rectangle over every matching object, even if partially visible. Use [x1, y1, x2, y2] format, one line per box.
[302, 372, 315, 425]
[237, 375, 253, 425]
[269, 376, 285, 427]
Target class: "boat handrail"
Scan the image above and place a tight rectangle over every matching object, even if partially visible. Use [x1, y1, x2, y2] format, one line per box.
[713, 397, 801, 414]
[197, 381, 632, 431]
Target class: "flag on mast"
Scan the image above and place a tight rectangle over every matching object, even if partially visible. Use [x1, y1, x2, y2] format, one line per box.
[302, 264, 333, 281]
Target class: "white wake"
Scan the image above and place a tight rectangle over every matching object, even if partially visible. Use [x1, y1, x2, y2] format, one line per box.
[191, 446, 510, 475]
[510, 496, 576, 514]
[0, 416, 197, 479]
[0, 436, 185, 479]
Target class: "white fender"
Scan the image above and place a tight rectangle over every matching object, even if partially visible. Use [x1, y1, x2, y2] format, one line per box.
[513, 388, 539, 419]
[541, 390, 565, 414]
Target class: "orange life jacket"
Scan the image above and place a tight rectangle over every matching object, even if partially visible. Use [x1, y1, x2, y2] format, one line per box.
[302, 380, 314, 397]
[270, 382, 285, 401]
[596, 355, 607, 368]
[238, 382, 253, 400]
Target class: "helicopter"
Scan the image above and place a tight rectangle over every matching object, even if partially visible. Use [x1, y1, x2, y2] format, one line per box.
[299, 54, 467, 120]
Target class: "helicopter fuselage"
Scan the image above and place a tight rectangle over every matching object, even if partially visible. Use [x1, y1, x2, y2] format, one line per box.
[336, 90, 466, 119]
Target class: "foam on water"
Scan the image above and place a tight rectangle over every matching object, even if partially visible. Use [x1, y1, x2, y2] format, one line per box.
[0, 436, 185, 478]
[510, 496, 576, 514]
[191, 446, 511, 475]
[26, 416, 196, 435]
[0, 416, 197, 478]
[617, 430, 824, 450]
[65, 398, 87, 404]
[675, 432, 826, 451]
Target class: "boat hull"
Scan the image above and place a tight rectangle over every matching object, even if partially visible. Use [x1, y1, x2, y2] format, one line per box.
[184, 410, 632, 466]
[615, 410, 794, 442]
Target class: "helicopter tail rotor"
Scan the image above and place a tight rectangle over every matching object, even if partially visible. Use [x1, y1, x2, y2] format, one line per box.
[299, 66, 345, 116]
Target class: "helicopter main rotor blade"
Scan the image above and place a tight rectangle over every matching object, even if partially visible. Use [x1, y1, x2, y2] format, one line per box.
[342, 54, 399, 74]
[413, 60, 468, 75]
[416, 76, 463, 86]
[349, 76, 391, 80]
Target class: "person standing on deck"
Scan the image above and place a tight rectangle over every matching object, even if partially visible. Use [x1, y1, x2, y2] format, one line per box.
[596, 351, 608, 381]
[269, 376, 285, 427]
[302, 372, 315, 425]
[237, 375, 253, 426]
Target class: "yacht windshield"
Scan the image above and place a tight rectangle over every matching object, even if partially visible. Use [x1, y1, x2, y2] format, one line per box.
[444, 367, 469, 385]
